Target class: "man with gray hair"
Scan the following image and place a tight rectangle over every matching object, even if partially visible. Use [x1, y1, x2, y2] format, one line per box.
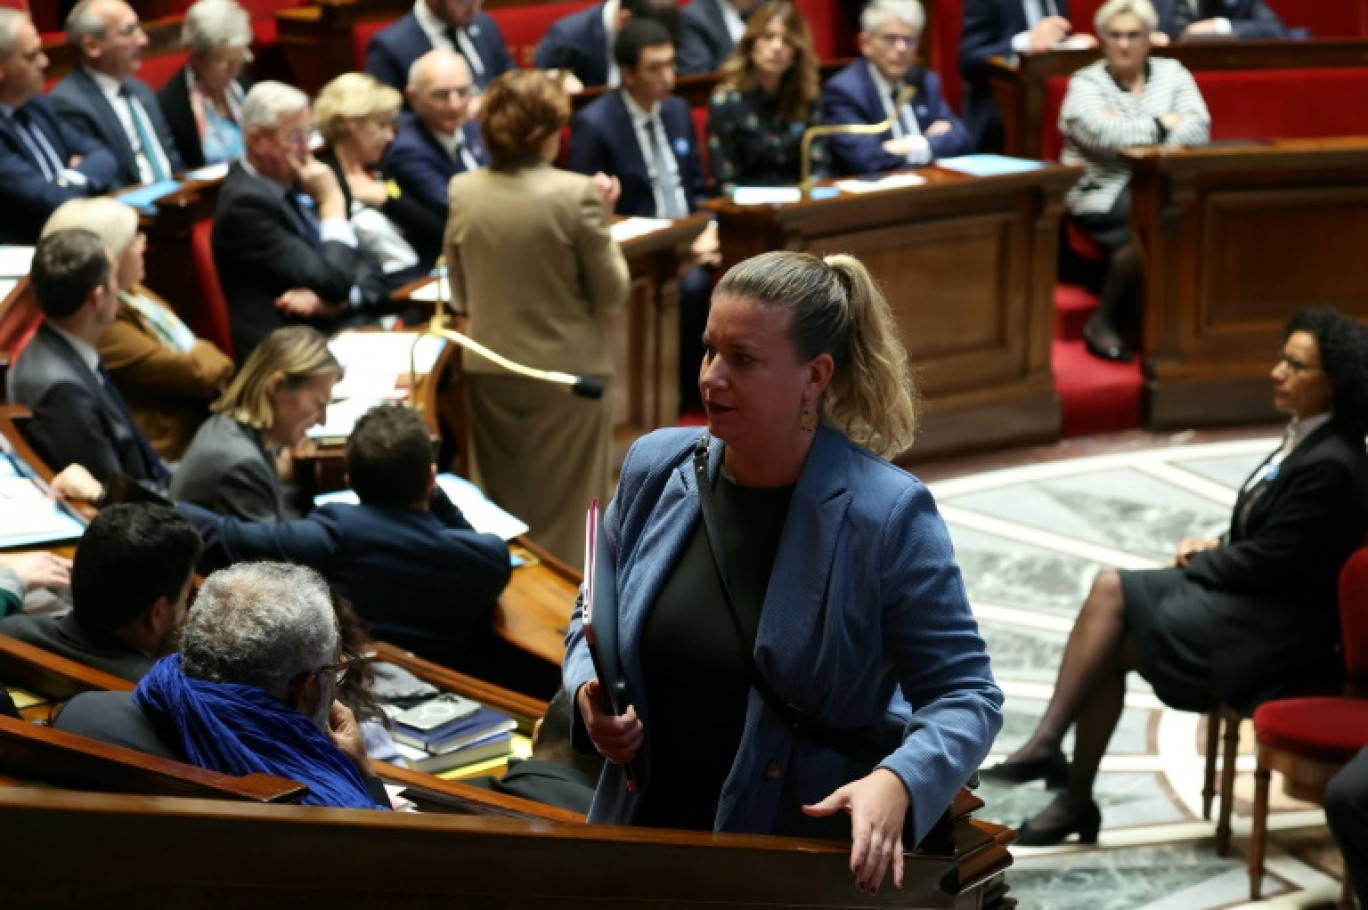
[820, 0, 972, 174]
[49, 0, 185, 188]
[0, 8, 118, 243]
[55, 562, 389, 809]
[213, 81, 391, 361]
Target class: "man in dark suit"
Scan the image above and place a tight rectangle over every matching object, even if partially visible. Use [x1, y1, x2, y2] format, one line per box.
[366, 0, 515, 93]
[677, 0, 764, 75]
[534, 0, 679, 91]
[0, 10, 118, 244]
[467, 689, 602, 813]
[0, 504, 200, 683]
[178, 405, 512, 670]
[7, 229, 172, 492]
[566, 18, 717, 411]
[213, 81, 390, 361]
[1328, 747, 1368, 908]
[1153, 0, 1287, 41]
[960, 0, 1095, 151]
[383, 49, 487, 264]
[822, 0, 972, 175]
[48, 0, 184, 188]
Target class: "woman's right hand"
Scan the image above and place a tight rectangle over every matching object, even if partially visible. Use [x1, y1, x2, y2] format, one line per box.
[591, 172, 621, 214]
[1175, 536, 1220, 567]
[577, 679, 643, 765]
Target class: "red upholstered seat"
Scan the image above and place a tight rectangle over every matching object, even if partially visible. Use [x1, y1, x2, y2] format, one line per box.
[927, 0, 964, 113]
[692, 104, 710, 186]
[489, 1, 596, 68]
[136, 52, 190, 91]
[353, 19, 391, 71]
[190, 220, 234, 361]
[1267, 0, 1368, 38]
[793, 0, 853, 61]
[0, 282, 43, 368]
[1253, 698, 1368, 764]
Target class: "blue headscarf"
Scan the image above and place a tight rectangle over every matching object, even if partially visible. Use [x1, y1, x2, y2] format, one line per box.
[134, 654, 384, 810]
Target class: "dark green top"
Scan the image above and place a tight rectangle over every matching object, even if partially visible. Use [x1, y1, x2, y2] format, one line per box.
[635, 468, 795, 830]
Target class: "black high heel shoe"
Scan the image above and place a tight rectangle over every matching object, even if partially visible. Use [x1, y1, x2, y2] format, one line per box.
[979, 751, 1070, 789]
[1015, 798, 1102, 847]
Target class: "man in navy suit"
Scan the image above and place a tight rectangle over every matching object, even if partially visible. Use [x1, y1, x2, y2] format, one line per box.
[7, 229, 172, 494]
[366, 0, 515, 93]
[49, 0, 184, 189]
[960, 0, 1095, 151]
[566, 19, 718, 412]
[534, 0, 679, 91]
[0, 10, 117, 244]
[178, 405, 512, 669]
[677, 0, 765, 75]
[383, 49, 488, 265]
[822, 0, 972, 175]
[1152, 0, 1287, 41]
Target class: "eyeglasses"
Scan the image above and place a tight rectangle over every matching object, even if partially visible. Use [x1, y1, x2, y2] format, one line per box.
[874, 32, 918, 48]
[308, 653, 363, 686]
[1104, 29, 1147, 42]
[427, 86, 473, 102]
[1276, 352, 1323, 373]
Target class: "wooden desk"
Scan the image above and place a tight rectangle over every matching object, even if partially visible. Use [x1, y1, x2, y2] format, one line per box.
[988, 40, 1368, 160]
[705, 165, 1080, 462]
[1125, 138, 1368, 428]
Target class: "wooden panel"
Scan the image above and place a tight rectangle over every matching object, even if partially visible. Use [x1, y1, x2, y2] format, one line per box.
[1125, 139, 1368, 428]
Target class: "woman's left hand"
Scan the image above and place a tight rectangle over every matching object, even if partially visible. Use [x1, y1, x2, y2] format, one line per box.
[346, 171, 388, 208]
[802, 768, 909, 894]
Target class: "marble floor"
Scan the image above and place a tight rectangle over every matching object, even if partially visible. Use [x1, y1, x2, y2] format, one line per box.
[928, 435, 1349, 909]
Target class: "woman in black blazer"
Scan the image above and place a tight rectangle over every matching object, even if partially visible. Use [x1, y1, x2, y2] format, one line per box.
[157, 0, 253, 171]
[982, 307, 1368, 846]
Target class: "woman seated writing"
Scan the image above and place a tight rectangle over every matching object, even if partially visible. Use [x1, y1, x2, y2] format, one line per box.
[42, 198, 234, 461]
[171, 326, 339, 521]
[706, 2, 827, 195]
[1060, 0, 1208, 362]
[566, 250, 1001, 893]
[984, 307, 1368, 845]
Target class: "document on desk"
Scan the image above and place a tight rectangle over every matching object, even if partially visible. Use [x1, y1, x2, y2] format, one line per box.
[0, 476, 85, 550]
[406, 273, 450, 303]
[833, 173, 927, 194]
[935, 154, 1046, 177]
[327, 331, 445, 396]
[184, 162, 230, 182]
[0, 246, 34, 278]
[610, 217, 673, 243]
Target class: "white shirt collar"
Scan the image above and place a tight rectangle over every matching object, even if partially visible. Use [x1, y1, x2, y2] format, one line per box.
[413, 0, 448, 43]
[86, 67, 125, 103]
[715, 0, 747, 43]
[866, 61, 899, 99]
[47, 322, 102, 377]
[1289, 412, 1334, 451]
[600, 0, 622, 87]
[620, 88, 661, 122]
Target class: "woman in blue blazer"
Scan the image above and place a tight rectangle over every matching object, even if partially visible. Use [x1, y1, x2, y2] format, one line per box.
[564, 251, 1002, 893]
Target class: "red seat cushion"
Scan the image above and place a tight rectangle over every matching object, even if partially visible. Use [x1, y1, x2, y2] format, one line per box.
[1266, 0, 1368, 38]
[190, 220, 234, 360]
[1052, 338, 1143, 437]
[928, 0, 964, 113]
[1254, 697, 1368, 765]
[353, 19, 391, 71]
[136, 52, 189, 91]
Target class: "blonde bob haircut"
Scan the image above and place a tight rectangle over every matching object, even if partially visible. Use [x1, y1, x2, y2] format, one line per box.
[312, 72, 403, 146]
[41, 197, 140, 260]
[212, 326, 341, 431]
[713, 250, 919, 457]
[1094, 0, 1158, 33]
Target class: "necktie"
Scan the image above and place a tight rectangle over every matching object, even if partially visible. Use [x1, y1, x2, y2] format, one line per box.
[96, 360, 171, 486]
[889, 88, 914, 138]
[13, 108, 64, 181]
[122, 88, 169, 182]
[285, 191, 322, 247]
[452, 138, 478, 172]
[645, 118, 684, 218]
[446, 27, 486, 80]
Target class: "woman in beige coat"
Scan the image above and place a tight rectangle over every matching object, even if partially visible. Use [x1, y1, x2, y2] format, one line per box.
[445, 69, 629, 567]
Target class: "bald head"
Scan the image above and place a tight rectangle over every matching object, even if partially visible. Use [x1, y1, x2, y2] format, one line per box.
[406, 49, 474, 137]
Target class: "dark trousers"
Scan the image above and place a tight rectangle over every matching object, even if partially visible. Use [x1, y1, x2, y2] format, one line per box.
[1073, 190, 1142, 339]
[1326, 746, 1368, 906]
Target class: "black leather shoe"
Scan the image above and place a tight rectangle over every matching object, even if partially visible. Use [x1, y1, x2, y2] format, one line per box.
[1083, 319, 1133, 363]
[1015, 799, 1102, 847]
[979, 751, 1069, 788]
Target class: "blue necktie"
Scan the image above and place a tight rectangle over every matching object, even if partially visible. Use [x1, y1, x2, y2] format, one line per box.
[96, 360, 171, 486]
[121, 87, 169, 182]
[13, 107, 64, 181]
[285, 191, 322, 247]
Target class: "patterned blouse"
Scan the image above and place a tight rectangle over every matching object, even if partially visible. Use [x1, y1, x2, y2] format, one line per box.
[706, 86, 828, 195]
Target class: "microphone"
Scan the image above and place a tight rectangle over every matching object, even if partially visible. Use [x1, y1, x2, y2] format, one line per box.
[798, 83, 917, 194]
[409, 258, 606, 400]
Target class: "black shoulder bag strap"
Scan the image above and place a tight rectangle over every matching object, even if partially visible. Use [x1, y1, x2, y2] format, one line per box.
[692, 433, 888, 768]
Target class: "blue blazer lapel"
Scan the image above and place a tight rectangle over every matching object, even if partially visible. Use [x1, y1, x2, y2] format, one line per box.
[607, 93, 650, 178]
[754, 427, 852, 709]
[73, 70, 137, 176]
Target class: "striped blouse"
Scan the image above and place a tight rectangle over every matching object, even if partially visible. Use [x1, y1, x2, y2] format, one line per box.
[1059, 57, 1210, 215]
